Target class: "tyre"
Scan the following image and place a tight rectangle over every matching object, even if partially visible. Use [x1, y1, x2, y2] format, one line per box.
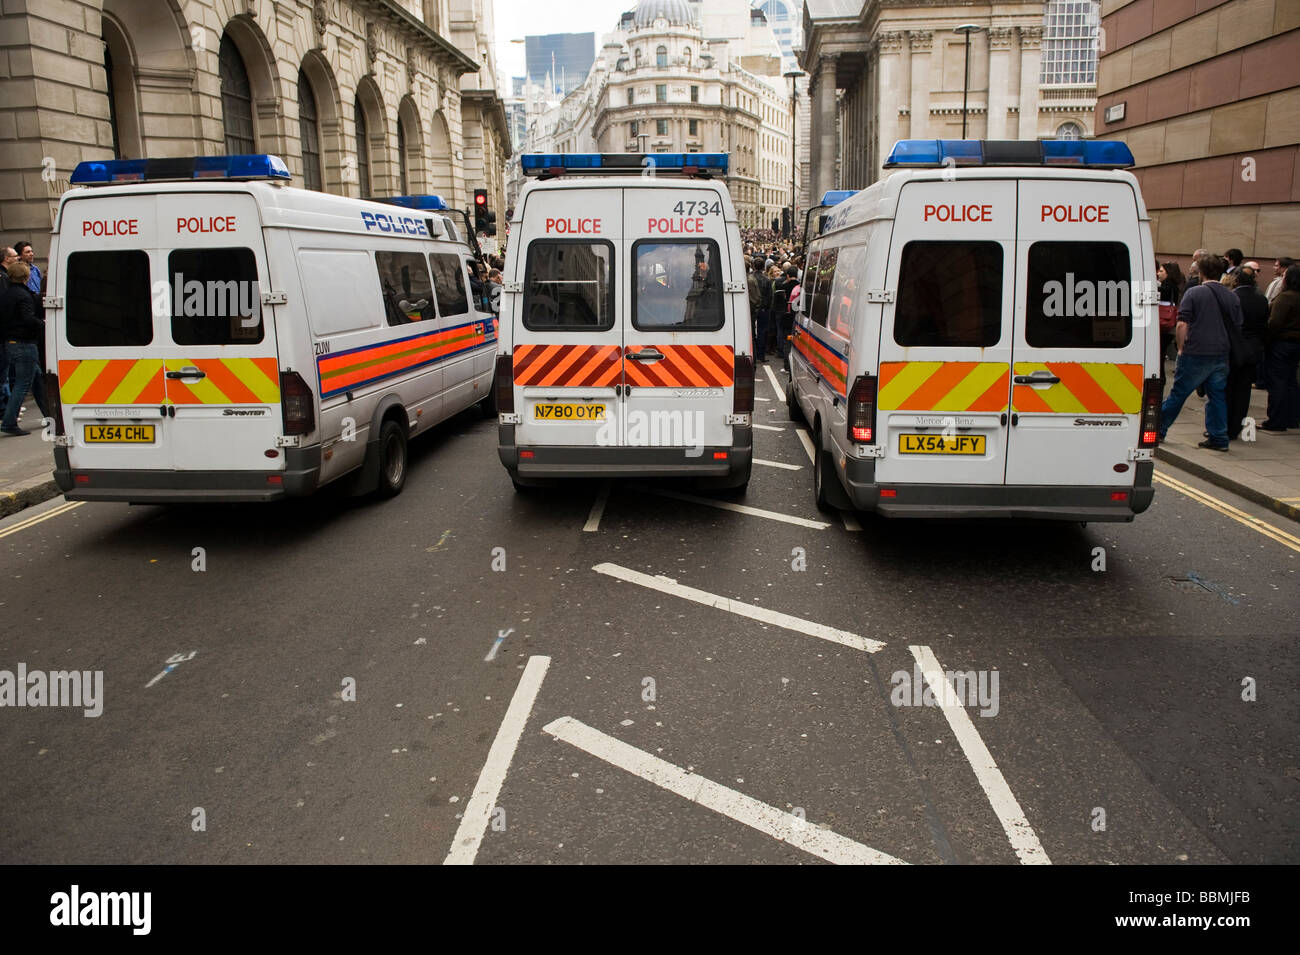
[787, 375, 804, 424]
[813, 430, 836, 513]
[375, 419, 408, 498]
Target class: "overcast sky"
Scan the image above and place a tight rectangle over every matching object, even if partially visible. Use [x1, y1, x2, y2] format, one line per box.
[492, 0, 634, 82]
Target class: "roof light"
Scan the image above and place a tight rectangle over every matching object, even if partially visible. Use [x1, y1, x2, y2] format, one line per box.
[69, 154, 291, 185]
[883, 140, 1135, 169]
[820, 190, 858, 207]
[521, 153, 728, 178]
[376, 194, 449, 211]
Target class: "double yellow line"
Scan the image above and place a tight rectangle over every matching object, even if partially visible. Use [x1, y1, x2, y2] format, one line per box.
[0, 501, 82, 540]
[1154, 471, 1300, 554]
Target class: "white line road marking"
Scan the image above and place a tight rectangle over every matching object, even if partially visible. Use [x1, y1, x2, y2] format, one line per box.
[840, 511, 863, 531]
[909, 645, 1051, 865]
[544, 716, 906, 865]
[445, 655, 552, 865]
[754, 458, 802, 471]
[755, 397, 772, 402]
[753, 423, 785, 432]
[0, 501, 82, 539]
[795, 429, 816, 463]
[762, 362, 786, 402]
[593, 562, 884, 652]
[583, 481, 610, 533]
[635, 485, 830, 530]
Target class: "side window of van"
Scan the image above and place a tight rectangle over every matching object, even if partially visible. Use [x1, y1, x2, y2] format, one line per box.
[826, 245, 863, 339]
[894, 241, 1002, 347]
[374, 251, 435, 325]
[632, 239, 724, 331]
[523, 241, 614, 330]
[801, 249, 819, 315]
[809, 247, 837, 327]
[428, 252, 468, 317]
[298, 249, 381, 337]
[66, 250, 152, 346]
[1025, 242, 1132, 348]
[169, 247, 263, 345]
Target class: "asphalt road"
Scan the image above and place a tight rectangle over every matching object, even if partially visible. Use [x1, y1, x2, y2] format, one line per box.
[1, 365, 1296, 865]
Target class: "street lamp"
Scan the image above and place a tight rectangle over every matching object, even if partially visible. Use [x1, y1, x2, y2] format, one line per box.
[954, 24, 982, 139]
[784, 69, 804, 239]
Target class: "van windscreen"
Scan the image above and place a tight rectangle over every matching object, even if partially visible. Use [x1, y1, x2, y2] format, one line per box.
[632, 240, 724, 331]
[523, 241, 613, 331]
[1025, 242, 1132, 348]
[169, 248, 264, 344]
[894, 241, 1002, 347]
[65, 250, 153, 347]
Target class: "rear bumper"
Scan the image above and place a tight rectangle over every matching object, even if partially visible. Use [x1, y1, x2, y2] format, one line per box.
[52, 446, 321, 503]
[841, 458, 1155, 521]
[498, 425, 752, 480]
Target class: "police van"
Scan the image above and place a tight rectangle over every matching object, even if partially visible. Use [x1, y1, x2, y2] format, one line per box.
[787, 139, 1160, 521]
[495, 153, 752, 491]
[43, 154, 497, 503]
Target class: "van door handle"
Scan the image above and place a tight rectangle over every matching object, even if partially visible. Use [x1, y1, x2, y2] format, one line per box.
[1013, 374, 1059, 385]
[166, 367, 206, 380]
[628, 349, 665, 361]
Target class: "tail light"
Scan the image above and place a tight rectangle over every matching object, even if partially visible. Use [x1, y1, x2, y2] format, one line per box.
[733, 355, 754, 414]
[848, 375, 877, 444]
[1139, 377, 1161, 447]
[280, 370, 315, 436]
[43, 372, 64, 434]
[494, 354, 514, 414]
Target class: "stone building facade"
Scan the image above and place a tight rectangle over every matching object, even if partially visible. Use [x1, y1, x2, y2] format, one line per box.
[800, 0, 1101, 198]
[1094, 0, 1299, 262]
[0, 0, 510, 265]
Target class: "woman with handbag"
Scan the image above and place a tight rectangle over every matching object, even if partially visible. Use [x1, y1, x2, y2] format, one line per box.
[1157, 262, 1184, 395]
[1227, 267, 1269, 439]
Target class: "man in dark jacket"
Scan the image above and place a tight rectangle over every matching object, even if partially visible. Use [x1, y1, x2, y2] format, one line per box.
[0, 247, 15, 409]
[1263, 265, 1300, 431]
[1, 262, 49, 435]
[1159, 254, 1243, 451]
[1227, 266, 1269, 438]
[775, 265, 799, 359]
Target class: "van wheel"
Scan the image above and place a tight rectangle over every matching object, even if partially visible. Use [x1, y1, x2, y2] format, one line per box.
[376, 420, 408, 498]
[813, 432, 836, 513]
[787, 378, 804, 424]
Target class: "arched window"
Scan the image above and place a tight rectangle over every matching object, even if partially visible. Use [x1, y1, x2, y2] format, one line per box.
[634, 48, 642, 66]
[1056, 121, 1083, 140]
[105, 45, 122, 158]
[219, 33, 255, 153]
[397, 118, 408, 194]
[298, 70, 322, 191]
[354, 98, 370, 196]
[683, 47, 691, 66]
[656, 45, 667, 67]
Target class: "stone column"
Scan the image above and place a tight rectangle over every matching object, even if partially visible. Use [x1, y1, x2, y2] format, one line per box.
[986, 28, 1015, 140]
[875, 32, 905, 179]
[814, 53, 839, 201]
[1017, 26, 1043, 140]
[908, 31, 931, 140]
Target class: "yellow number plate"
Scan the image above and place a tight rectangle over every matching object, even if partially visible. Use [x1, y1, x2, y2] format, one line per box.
[84, 424, 156, 444]
[898, 433, 985, 455]
[533, 403, 606, 421]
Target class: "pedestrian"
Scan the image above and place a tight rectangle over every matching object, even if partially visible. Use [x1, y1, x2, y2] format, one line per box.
[1262, 264, 1300, 432]
[486, 267, 503, 315]
[775, 264, 799, 359]
[1158, 253, 1242, 451]
[1157, 261, 1185, 394]
[1227, 266, 1268, 439]
[1265, 257, 1295, 305]
[0, 247, 15, 409]
[755, 261, 775, 361]
[1, 261, 52, 435]
[1223, 248, 1243, 275]
[1186, 248, 1208, 288]
[745, 257, 760, 354]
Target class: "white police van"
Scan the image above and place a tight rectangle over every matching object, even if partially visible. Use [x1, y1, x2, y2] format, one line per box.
[787, 139, 1160, 521]
[495, 153, 753, 491]
[44, 154, 496, 503]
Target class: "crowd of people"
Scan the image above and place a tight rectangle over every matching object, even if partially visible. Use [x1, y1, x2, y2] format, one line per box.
[1157, 250, 1300, 450]
[739, 229, 806, 362]
[0, 241, 52, 437]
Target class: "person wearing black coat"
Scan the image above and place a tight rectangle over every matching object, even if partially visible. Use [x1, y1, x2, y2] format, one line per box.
[1227, 267, 1269, 439]
[1, 263, 50, 434]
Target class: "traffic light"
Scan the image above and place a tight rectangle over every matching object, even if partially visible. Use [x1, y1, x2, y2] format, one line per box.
[474, 189, 487, 233]
[781, 206, 791, 237]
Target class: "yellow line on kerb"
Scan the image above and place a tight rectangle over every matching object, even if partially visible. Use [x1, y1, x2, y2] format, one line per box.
[1153, 471, 1300, 554]
[0, 501, 83, 540]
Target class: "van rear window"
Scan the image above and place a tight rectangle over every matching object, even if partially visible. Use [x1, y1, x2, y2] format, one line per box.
[65, 250, 152, 347]
[1025, 242, 1132, 348]
[633, 240, 724, 331]
[523, 241, 613, 331]
[169, 248, 263, 345]
[894, 241, 1002, 347]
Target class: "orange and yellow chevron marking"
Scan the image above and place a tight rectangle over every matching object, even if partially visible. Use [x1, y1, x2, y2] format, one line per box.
[878, 361, 1010, 413]
[622, 344, 734, 388]
[164, 358, 280, 405]
[58, 359, 165, 405]
[1011, 362, 1143, 414]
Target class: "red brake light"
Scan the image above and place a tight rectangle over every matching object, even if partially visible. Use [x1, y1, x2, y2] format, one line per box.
[1139, 377, 1161, 448]
[848, 375, 877, 444]
[1111, 491, 1128, 501]
[880, 488, 896, 498]
[495, 354, 515, 413]
[280, 370, 315, 436]
[733, 355, 754, 414]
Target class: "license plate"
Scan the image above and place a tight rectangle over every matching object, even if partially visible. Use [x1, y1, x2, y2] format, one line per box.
[84, 424, 155, 444]
[533, 403, 606, 421]
[898, 433, 985, 455]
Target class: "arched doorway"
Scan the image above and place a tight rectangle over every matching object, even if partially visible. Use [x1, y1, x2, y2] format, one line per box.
[101, 14, 142, 158]
[219, 33, 256, 152]
[355, 76, 388, 197]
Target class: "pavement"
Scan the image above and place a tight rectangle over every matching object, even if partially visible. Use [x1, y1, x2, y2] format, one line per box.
[0, 397, 59, 518]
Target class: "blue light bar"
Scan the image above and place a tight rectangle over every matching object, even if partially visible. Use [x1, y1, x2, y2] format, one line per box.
[820, 190, 858, 207]
[883, 140, 1135, 169]
[377, 194, 449, 210]
[70, 154, 291, 185]
[521, 153, 729, 176]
